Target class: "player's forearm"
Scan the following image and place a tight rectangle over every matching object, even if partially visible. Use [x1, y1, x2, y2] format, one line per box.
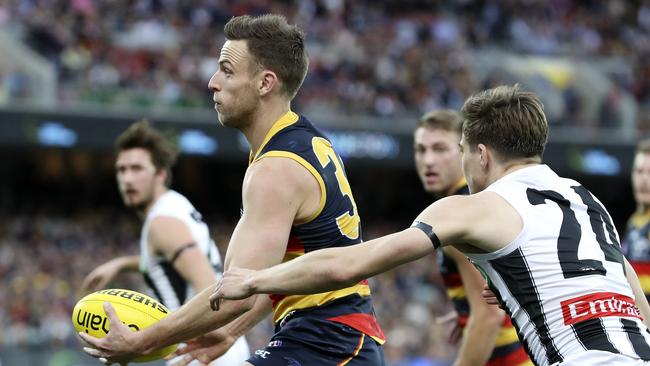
[115, 255, 140, 271]
[247, 246, 357, 295]
[136, 284, 252, 353]
[248, 229, 434, 295]
[453, 312, 502, 366]
[224, 295, 272, 339]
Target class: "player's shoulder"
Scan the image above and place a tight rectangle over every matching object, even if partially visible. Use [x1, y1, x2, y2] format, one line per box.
[150, 190, 193, 215]
[245, 157, 316, 197]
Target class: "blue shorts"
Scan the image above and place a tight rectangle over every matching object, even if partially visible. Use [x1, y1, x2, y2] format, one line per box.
[247, 314, 385, 366]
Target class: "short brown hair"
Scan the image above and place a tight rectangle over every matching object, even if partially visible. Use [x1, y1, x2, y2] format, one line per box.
[461, 84, 548, 159]
[637, 139, 650, 154]
[224, 14, 308, 99]
[115, 120, 178, 186]
[417, 109, 463, 134]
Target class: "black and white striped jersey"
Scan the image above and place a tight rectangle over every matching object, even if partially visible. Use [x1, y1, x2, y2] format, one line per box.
[139, 190, 222, 310]
[466, 165, 650, 366]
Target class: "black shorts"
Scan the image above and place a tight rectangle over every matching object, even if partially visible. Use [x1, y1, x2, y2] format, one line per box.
[247, 314, 385, 366]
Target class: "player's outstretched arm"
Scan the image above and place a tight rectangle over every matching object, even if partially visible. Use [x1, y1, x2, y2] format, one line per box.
[80, 157, 312, 363]
[212, 191, 521, 300]
[81, 255, 140, 293]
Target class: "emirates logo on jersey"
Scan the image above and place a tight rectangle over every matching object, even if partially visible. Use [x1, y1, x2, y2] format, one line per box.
[560, 292, 642, 325]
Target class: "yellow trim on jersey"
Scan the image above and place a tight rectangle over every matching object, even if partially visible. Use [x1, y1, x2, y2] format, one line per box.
[337, 334, 365, 366]
[638, 274, 650, 294]
[249, 111, 300, 165]
[256, 151, 327, 225]
[494, 325, 521, 347]
[450, 177, 467, 194]
[630, 210, 650, 228]
[446, 286, 466, 299]
[272, 283, 372, 323]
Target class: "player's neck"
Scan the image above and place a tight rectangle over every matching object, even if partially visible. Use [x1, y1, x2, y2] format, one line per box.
[637, 204, 650, 215]
[491, 158, 541, 184]
[242, 100, 291, 154]
[137, 187, 169, 219]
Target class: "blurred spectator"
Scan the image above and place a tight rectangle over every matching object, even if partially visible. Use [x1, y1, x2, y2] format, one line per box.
[0, 0, 648, 126]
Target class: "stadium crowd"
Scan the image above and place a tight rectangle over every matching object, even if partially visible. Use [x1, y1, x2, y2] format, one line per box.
[0, 210, 455, 365]
[0, 0, 649, 128]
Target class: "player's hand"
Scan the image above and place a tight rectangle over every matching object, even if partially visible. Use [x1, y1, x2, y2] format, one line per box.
[482, 284, 503, 308]
[78, 302, 140, 365]
[166, 329, 235, 366]
[209, 267, 256, 311]
[81, 260, 122, 293]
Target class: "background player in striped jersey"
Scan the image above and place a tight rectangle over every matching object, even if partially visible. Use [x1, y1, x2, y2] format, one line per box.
[415, 109, 529, 366]
[623, 139, 650, 303]
[80, 120, 250, 366]
[80, 14, 385, 366]
[214, 84, 650, 366]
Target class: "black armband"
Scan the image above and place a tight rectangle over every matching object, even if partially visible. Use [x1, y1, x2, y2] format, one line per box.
[170, 243, 197, 264]
[411, 221, 441, 250]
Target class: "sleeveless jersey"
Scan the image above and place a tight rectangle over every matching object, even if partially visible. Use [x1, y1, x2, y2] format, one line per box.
[438, 184, 529, 366]
[249, 111, 385, 344]
[465, 165, 650, 366]
[139, 190, 222, 310]
[623, 211, 650, 302]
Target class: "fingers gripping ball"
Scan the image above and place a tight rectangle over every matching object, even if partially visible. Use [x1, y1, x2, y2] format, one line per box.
[72, 289, 178, 362]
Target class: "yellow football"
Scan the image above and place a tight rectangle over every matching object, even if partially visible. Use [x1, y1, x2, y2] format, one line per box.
[72, 289, 178, 362]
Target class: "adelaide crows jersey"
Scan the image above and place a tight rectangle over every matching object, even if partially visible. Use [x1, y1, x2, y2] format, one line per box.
[248, 111, 385, 344]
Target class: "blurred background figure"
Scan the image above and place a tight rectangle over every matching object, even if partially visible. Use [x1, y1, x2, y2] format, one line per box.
[623, 139, 650, 303]
[414, 109, 530, 366]
[80, 120, 249, 365]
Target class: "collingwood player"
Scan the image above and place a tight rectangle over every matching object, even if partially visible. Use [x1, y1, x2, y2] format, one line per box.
[214, 85, 650, 366]
[81, 120, 249, 365]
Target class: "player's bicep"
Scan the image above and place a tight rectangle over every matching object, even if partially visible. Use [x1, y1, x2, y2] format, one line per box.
[148, 216, 197, 261]
[413, 195, 472, 247]
[224, 158, 308, 270]
[148, 217, 217, 291]
[415, 192, 522, 253]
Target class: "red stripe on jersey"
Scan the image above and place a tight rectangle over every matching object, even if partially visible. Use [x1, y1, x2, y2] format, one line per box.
[286, 236, 305, 254]
[269, 294, 286, 307]
[442, 272, 462, 287]
[457, 315, 469, 327]
[486, 345, 530, 366]
[630, 261, 650, 276]
[327, 313, 386, 343]
[560, 292, 642, 325]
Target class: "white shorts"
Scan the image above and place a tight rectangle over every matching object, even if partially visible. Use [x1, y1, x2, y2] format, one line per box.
[558, 350, 650, 365]
[166, 336, 250, 366]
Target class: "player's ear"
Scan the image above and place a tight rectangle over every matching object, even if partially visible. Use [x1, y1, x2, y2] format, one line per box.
[478, 144, 489, 169]
[156, 168, 168, 185]
[259, 70, 278, 96]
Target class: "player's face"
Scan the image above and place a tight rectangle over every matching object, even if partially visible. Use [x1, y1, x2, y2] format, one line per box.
[208, 40, 261, 129]
[414, 127, 463, 196]
[115, 148, 163, 210]
[632, 152, 650, 208]
[460, 135, 487, 194]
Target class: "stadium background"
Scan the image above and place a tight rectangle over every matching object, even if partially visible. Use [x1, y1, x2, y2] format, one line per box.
[0, 0, 647, 365]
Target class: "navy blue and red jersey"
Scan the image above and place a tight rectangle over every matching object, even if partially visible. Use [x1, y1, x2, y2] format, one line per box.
[248, 111, 385, 344]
